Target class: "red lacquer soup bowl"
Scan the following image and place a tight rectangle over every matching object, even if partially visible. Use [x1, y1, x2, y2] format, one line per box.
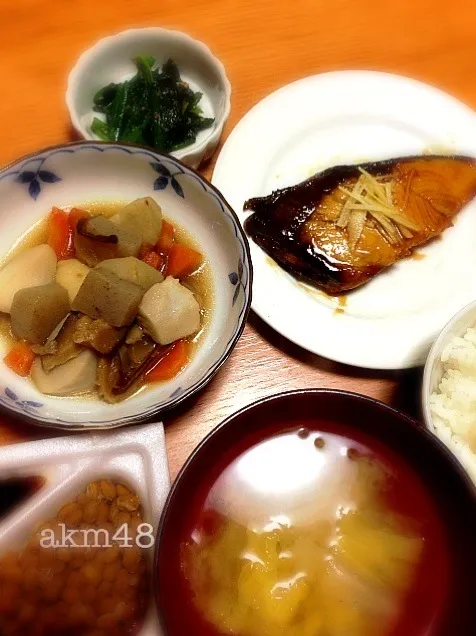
[154, 390, 476, 636]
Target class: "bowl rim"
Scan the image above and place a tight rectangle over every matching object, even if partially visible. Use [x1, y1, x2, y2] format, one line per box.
[422, 298, 476, 433]
[153, 388, 476, 631]
[0, 140, 252, 430]
[65, 27, 232, 160]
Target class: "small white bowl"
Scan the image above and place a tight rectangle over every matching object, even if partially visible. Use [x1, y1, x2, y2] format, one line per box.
[66, 28, 231, 168]
[422, 299, 476, 481]
[0, 141, 251, 430]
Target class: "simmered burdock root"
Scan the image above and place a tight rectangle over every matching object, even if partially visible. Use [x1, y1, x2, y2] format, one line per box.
[73, 316, 127, 354]
[40, 314, 82, 372]
[244, 155, 476, 293]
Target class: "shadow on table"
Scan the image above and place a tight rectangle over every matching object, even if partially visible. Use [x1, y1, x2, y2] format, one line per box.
[160, 361, 230, 430]
[248, 310, 424, 420]
[0, 408, 62, 445]
[161, 389, 203, 428]
[68, 124, 82, 142]
[66, 125, 217, 178]
[388, 366, 424, 421]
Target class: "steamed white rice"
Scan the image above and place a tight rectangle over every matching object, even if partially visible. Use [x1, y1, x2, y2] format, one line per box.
[429, 327, 476, 483]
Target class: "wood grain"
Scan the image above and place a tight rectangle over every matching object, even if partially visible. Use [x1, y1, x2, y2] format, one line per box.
[0, 0, 474, 479]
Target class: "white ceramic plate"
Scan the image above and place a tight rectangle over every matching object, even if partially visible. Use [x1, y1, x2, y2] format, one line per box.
[213, 71, 476, 369]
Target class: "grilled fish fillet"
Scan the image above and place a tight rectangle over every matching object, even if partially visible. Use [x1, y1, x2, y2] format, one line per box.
[244, 156, 476, 294]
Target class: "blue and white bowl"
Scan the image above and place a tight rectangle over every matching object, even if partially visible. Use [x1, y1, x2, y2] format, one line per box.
[0, 142, 251, 429]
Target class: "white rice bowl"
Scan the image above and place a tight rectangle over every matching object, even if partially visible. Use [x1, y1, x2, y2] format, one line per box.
[429, 326, 476, 482]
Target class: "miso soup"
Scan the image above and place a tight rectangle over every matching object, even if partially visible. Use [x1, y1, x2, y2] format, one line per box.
[158, 421, 448, 636]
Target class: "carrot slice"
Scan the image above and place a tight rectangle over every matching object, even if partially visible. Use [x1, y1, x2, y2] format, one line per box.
[156, 220, 175, 253]
[69, 207, 90, 232]
[47, 207, 75, 260]
[4, 342, 35, 377]
[146, 340, 190, 382]
[166, 244, 202, 279]
[142, 250, 162, 270]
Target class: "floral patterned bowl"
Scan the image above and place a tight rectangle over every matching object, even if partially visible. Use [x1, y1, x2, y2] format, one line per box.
[0, 141, 251, 430]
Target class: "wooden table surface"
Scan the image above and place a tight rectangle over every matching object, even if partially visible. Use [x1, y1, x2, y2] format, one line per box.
[0, 0, 475, 479]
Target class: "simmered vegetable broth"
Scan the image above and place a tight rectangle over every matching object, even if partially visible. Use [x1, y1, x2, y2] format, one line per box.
[0, 200, 213, 403]
[167, 424, 447, 636]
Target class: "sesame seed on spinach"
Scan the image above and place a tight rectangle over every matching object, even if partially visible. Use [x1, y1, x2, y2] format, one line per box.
[91, 57, 214, 152]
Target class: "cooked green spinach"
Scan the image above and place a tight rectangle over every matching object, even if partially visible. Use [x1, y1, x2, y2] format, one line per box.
[91, 57, 214, 152]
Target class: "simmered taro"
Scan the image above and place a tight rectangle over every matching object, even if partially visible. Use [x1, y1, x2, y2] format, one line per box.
[31, 348, 98, 396]
[0, 199, 212, 403]
[56, 259, 90, 303]
[0, 245, 57, 314]
[139, 276, 201, 345]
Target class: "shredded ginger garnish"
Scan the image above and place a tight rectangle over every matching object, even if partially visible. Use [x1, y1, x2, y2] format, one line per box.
[337, 168, 418, 249]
